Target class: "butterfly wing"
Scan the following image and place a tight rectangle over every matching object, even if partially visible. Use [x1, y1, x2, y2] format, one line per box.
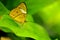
[17, 3, 27, 13]
[9, 3, 27, 23]
[9, 8, 21, 18]
[14, 14, 26, 23]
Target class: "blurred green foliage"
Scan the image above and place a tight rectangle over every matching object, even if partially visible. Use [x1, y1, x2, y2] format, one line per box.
[0, 0, 60, 40]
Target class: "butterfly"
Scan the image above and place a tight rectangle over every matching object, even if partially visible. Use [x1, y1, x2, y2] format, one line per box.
[9, 3, 27, 23]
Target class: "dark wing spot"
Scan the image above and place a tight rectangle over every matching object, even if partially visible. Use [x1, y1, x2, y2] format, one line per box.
[16, 11, 18, 13]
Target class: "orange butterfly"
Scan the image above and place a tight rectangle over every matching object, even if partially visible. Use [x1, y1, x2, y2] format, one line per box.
[9, 3, 27, 23]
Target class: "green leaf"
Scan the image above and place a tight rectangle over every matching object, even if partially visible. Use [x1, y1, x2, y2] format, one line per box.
[26, 14, 34, 22]
[0, 1, 9, 16]
[0, 27, 11, 32]
[0, 15, 51, 40]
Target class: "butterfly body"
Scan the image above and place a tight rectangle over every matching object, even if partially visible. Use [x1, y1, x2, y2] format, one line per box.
[9, 3, 27, 23]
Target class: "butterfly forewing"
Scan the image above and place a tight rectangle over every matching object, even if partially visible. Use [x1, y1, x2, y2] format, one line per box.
[17, 3, 27, 12]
